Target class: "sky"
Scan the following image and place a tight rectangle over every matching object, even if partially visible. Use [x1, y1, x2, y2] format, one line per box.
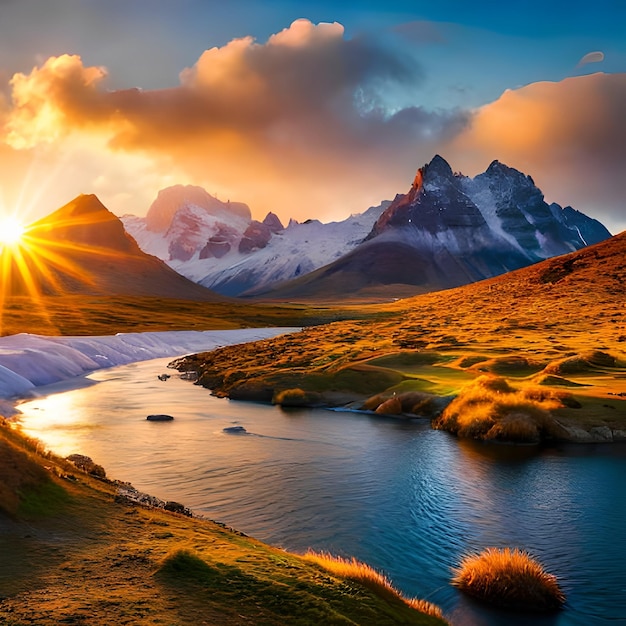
[0, 0, 624, 234]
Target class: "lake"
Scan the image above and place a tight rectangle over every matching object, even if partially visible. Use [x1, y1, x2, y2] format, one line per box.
[16, 355, 626, 626]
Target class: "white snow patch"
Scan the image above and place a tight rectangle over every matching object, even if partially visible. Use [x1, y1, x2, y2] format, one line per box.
[0, 328, 298, 401]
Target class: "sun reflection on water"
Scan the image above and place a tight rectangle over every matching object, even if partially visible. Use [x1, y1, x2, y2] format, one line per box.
[17, 388, 100, 457]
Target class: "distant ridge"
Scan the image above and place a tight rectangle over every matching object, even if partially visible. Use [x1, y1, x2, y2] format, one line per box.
[247, 156, 611, 300]
[3, 195, 227, 300]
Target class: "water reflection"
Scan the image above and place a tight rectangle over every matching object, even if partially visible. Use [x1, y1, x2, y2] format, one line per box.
[16, 357, 626, 626]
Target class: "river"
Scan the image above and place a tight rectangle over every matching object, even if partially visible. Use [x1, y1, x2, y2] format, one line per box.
[16, 355, 626, 626]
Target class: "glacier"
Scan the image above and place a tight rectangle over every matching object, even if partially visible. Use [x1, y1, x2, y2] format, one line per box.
[0, 328, 298, 409]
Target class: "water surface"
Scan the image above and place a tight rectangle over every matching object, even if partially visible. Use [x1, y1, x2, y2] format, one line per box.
[17, 357, 626, 626]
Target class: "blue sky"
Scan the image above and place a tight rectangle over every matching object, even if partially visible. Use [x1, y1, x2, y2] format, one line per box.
[0, 0, 624, 232]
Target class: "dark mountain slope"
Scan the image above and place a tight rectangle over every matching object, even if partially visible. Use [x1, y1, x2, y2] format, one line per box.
[2, 195, 226, 300]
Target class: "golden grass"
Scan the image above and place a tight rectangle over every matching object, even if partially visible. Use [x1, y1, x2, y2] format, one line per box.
[304, 551, 445, 620]
[452, 547, 565, 612]
[433, 375, 568, 442]
[0, 295, 373, 336]
[171, 234, 626, 441]
[273, 387, 322, 406]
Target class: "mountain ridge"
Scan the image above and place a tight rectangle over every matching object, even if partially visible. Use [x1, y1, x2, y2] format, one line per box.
[4, 194, 227, 301]
[248, 155, 611, 300]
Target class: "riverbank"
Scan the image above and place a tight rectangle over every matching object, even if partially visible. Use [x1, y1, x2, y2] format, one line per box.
[0, 420, 446, 625]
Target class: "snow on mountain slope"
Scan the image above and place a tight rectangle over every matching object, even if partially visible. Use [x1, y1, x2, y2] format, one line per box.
[0, 328, 296, 403]
[190, 203, 389, 295]
[123, 195, 389, 296]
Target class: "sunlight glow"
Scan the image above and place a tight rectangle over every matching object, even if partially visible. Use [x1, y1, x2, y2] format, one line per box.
[0, 216, 25, 247]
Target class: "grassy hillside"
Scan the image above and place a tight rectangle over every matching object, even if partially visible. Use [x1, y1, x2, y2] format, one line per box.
[0, 421, 446, 625]
[0, 295, 387, 337]
[172, 233, 626, 443]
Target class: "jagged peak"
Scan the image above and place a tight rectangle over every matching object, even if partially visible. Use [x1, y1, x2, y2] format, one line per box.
[484, 160, 535, 186]
[262, 211, 284, 233]
[426, 154, 453, 176]
[405, 155, 453, 201]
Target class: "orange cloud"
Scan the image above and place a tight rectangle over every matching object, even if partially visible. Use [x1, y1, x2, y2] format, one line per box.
[1, 21, 623, 236]
[449, 73, 626, 234]
[6, 55, 108, 149]
[1, 20, 462, 223]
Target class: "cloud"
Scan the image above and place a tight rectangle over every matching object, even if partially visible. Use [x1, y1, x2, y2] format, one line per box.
[1, 19, 468, 222]
[2, 20, 623, 236]
[448, 72, 626, 234]
[5, 55, 108, 149]
[577, 51, 604, 67]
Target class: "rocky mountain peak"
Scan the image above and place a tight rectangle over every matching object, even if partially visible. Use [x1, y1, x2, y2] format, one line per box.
[424, 154, 454, 180]
[145, 185, 251, 233]
[262, 211, 284, 233]
[367, 155, 485, 238]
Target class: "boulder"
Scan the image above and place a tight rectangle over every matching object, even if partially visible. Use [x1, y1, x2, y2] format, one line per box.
[223, 426, 247, 434]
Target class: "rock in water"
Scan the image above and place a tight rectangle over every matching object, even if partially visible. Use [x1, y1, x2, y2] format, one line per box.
[147, 414, 174, 421]
[223, 426, 247, 434]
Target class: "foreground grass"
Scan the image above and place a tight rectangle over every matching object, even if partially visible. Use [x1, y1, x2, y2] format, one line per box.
[172, 234, 626, 443]
[0, 422, 447, 625]
[303, 552, 444, 620]
[452, 548, 565, 612]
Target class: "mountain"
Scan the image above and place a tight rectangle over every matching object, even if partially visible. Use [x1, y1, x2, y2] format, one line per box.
[3, 194, 225, 300]
[250, 155, 611, 300]
[122, 187, 389, 296]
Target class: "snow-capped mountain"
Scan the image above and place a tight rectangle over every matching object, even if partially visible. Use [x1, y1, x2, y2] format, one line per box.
[248, 155, 611, 299]
[122, 186, 390, 296]
[367, 155, 609, 257]
[122, 158, 610, 299]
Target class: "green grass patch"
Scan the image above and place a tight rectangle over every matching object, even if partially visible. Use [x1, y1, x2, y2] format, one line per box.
[17, 480, 69, 519]
[157, 549, 448, 625]
[364, 351, 451, 371]
[469, 356, 546, 377]
[386, 366, 475, 396]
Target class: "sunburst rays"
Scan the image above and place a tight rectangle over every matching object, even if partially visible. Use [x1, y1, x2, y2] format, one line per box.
[0, 208, 137, 336]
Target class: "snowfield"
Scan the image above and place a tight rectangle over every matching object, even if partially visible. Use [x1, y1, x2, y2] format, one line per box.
[0, 328, 298, 408]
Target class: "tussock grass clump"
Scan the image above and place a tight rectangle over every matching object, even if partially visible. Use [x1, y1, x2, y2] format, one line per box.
[433, 375, 566, 442]
[303, 551, 445, 620]
[273, 387, 321, 407]
[375, 396, 403, 415]
[363, 391, 444, 417]
[452, 548, 565, 612]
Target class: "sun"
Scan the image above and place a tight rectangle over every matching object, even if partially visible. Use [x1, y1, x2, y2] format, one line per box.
[0, 216, 26, 247]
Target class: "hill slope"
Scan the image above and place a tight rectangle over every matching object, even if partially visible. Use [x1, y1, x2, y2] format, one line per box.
[2, 195, 225, 300]
[172, 231, 626, 443]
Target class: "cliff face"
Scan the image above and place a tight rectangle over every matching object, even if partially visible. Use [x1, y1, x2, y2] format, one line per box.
[367, 154, 609, 257]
